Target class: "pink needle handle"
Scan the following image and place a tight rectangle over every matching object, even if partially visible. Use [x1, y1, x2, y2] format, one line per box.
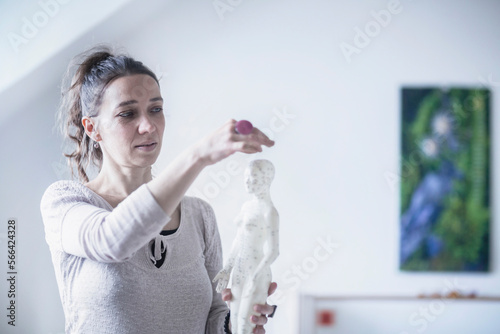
[235, 120, 253, 135]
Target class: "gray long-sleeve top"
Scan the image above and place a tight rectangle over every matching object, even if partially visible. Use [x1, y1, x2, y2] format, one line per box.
[40, 180, 228, 333]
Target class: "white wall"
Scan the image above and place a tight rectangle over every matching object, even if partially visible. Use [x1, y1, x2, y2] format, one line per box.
[1, 0, 499, 333]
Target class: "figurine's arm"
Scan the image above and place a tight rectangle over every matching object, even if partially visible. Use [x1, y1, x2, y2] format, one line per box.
[251, 207, 280, 279]
[218, 202, 251, 273]
[212, 216, 244, 292]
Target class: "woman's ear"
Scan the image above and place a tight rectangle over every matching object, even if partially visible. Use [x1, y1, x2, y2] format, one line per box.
[82, 117, 101, 141]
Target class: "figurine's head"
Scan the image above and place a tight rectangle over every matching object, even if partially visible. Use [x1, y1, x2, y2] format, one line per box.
[244, 159, 275, 195]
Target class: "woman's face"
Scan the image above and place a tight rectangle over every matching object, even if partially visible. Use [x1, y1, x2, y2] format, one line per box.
[93, 74, 165, 170]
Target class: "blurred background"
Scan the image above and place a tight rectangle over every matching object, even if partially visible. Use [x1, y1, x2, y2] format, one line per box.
[1, 0, 499, 333]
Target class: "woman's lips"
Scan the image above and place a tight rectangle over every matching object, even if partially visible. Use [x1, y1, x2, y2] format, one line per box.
[135, 142, 157, 151]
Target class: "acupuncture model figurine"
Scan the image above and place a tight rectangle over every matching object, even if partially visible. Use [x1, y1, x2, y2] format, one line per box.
[213, 159, 280, 334]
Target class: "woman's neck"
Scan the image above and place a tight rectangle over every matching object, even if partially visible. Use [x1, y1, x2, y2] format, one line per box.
[87, 161, 153, 199]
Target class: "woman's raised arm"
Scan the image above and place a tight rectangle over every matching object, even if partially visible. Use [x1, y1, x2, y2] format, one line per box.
[147, 119, 274, 216]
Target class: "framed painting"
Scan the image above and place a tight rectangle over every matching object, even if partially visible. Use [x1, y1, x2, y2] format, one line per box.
[399, 87, 490, 271]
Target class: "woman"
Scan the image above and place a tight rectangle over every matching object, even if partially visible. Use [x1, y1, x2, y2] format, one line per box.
[40, 46, 276, 333]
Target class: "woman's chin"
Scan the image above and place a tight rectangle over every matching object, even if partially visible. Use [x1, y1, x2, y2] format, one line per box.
[132, 153, 161, 168]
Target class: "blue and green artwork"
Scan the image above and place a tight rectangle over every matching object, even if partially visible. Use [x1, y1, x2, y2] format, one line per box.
[400, 87, 490, 271]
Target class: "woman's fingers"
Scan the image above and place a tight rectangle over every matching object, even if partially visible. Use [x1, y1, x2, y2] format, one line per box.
[221, 288, 232, 302]
[248, 282, 279, 332]
[222, 282, 277, 333]
[250, 282, 279, 332]
[251, 316, 268, 334]
[251, 314, 268, 325]
[231, 131, 274, 154]
[267, 282, 278, 296]
[252, 127, 275, 147]
[253, 325, 266, 334]
[253, 303, 275, 317]
[229, 119, 274, 147]
[253, 323, 267, 334]
[232, 141, 263, 154]
[249, 306, 271, 333]
[232, 127, 275, 147]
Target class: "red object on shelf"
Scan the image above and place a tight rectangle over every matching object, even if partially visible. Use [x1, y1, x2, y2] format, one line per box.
[317, 309, 335, 326]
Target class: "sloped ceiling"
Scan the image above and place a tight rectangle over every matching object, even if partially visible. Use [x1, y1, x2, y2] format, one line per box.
[0, 0, 172, 125]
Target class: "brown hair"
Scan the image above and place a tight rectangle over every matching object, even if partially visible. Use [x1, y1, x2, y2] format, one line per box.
[58, 45, 159, 182]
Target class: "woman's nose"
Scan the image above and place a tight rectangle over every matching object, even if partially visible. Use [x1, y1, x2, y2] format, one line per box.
[138, 115, 155, 134]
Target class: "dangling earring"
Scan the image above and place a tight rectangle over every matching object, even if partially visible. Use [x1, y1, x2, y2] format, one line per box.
[94, 141, 100, 149]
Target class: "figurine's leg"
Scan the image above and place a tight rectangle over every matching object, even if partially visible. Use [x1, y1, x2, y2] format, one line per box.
[237, 269, 272, 334]
[231, 289, 241, 333]
[230, 269, 244, 333]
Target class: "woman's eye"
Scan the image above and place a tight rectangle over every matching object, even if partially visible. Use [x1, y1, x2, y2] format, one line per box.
[151, 107, 163, 113]
[118, 111, 134, 118]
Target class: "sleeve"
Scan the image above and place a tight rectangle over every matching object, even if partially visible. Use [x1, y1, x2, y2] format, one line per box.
[40, 181, 171, 263]
[197, 199, 229, 333]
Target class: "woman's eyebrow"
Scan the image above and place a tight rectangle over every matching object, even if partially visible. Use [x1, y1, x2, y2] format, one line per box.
[150, 97, 163, 103]
[115, 97, 163, 109]
[115, 100, 137, 109]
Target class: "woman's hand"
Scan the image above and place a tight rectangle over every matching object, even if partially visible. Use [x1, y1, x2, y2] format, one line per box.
[222, 282, 278, 334]
[195, 119, 275, 166]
